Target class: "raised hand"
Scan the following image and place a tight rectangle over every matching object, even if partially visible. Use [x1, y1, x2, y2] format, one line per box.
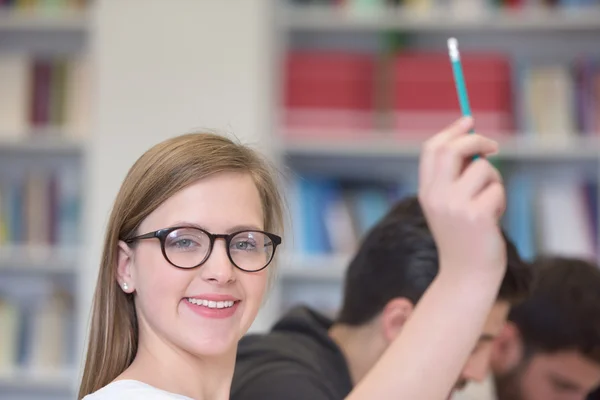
[418, 117, 507, 280]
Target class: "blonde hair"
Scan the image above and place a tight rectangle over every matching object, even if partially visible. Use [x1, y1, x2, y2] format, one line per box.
[78, 132, 284, 399]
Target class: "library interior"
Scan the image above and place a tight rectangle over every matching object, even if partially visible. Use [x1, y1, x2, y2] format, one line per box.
[0, 1, 599, 400]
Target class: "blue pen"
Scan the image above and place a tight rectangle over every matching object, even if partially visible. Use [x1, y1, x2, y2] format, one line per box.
[448, 37, 479, 159]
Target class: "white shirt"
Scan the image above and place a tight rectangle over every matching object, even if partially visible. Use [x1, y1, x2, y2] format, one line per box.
[82, 380, 195, 400]
[453, 374, 497, 400]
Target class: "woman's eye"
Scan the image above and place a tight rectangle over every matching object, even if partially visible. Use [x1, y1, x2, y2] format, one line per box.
[176, 239, 193, 247]
[170, 238, 198, 249]
[232, 240, 257, 251]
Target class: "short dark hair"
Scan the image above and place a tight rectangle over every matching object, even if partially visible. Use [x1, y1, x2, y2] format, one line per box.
[337, 195, 533, 326]
[509, 256, 600, 364]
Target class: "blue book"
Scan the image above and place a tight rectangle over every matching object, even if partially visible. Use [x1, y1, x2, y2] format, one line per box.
[504, 175, 536, 261]
[352, 185, 391, 237]
[7, 178, 24, 244]
[298, 177, 337, 254]
[57, 167, 81, 247]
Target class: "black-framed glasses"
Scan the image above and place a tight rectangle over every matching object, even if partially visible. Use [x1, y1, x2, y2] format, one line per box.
[124, 226, 282, 272]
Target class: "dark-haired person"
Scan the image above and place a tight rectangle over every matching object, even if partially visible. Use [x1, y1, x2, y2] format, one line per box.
[456, 256, 600, 400]
[230, 195, 534, 400]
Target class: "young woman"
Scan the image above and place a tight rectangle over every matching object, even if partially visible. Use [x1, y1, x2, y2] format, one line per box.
[79, 117, 507, 400]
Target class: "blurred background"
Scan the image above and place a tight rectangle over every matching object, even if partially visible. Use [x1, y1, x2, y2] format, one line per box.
[0, 0, 599, 399]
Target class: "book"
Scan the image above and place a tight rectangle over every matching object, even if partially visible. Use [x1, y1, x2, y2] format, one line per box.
[0, 55, 90, 138]
[0, 167, 81, 248]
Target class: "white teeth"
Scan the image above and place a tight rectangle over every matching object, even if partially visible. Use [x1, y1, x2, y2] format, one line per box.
[187, 298, 235, 309]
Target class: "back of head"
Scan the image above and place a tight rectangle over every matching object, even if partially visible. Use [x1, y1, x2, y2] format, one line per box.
[337, 195, 532, 325]
[509, 256, 600, 364]
[78, 132, 284, 399]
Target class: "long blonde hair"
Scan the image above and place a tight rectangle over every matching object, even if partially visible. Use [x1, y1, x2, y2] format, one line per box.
[78, 132, 284, 399]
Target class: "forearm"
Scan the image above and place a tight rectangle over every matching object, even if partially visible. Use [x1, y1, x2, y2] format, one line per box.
[346, 267, 504, 400]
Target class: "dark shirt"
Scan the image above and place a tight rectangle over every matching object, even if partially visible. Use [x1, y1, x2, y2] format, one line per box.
[231, 306, 353, 400]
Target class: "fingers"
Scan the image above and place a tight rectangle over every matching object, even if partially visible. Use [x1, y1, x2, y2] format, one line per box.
[419, 117, 506, 227]
[420, 118, 500, 192]
[472, 181, 506, 222]
[419, 117, 474, 190]
[430, 117, 475, 148]
[436, 134, 499, 183]
[455, 159, 503, 200]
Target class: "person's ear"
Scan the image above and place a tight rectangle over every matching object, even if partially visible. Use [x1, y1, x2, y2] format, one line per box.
[381, 297, 414, 344]
[491, 321, 523, 374]
[116, 240, 136, 293]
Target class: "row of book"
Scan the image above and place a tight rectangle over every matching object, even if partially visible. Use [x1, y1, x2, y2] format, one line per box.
[287, 173, 599, 261]
[0, 167, 81, 247]
[504, 174, 598, 261]
[0, 0, 86, 11]
[0, 279, 75, 372]
[288, 0, 600, 10]
[0, 54, 90, 139]
[287, 178, 416, 254]
[281, 174, 598, 321]
[282, 51, 600, 139]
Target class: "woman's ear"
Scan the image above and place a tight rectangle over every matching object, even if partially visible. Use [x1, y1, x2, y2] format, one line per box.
[116, 240, 136, 293]
[491, 321, 523, 374]
[381, 297, 414, 344]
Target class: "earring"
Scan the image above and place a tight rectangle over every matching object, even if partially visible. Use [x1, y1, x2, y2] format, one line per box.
[122, 282, 129, 291]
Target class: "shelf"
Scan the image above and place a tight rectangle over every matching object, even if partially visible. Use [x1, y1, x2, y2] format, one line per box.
[0, 245, 79, 273]
[0, 10, 88, 33]
[281, 5, 600, 32]
[279, 253, 350, 281]
[0, 367, 75, 391]
[282, 133, 600, 162]
[0, 133, 84, 155]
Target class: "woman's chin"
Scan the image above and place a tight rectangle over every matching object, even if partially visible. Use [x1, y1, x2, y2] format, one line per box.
[185, 335, 238, 358]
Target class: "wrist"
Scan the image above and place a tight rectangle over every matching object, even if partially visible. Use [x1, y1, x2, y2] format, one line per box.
[437, 263, 505, 293]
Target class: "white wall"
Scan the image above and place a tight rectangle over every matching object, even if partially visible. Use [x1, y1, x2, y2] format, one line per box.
[79, 0, 279, 368]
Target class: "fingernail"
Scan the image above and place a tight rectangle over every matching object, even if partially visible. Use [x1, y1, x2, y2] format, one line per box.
[461, 117, 473, 127]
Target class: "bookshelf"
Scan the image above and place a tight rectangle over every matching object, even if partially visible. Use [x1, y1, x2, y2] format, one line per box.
[0, 1, 89, 399]
[0, 10, 88, 32]
[0, 2, 597, 396]
[0, 367, 75, 391]
[268, 0, 600, 329]
[282, 134, 600, 161]
[0, 134, 83, 155]
[0, 245, 79, 274]
[280, 5, 600, 32]
[279, 253, 351, 281]
[0, 368, 76, 400]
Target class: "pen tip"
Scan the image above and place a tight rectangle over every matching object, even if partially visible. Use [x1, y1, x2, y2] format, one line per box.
[447, 37, 459, 60]
[447, 37, 458, 50]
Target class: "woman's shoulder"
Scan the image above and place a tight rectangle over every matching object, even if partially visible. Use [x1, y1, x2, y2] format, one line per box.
[82, 380, 194, 400]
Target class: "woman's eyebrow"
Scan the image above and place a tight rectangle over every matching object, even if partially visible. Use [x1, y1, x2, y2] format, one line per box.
[166, 221, 263, 233]
[226, 224, 263, 233]
[167, 221, 207, 230]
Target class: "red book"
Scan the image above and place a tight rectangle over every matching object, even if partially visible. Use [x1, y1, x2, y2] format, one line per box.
[30, 59, 53, 128]
[393, 51, 514, 136]
[285, 51, 375, 110]
[284, 51, 376, 132]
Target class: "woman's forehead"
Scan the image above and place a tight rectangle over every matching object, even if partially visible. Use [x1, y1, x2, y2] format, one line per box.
[140, 172, 264, 232]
